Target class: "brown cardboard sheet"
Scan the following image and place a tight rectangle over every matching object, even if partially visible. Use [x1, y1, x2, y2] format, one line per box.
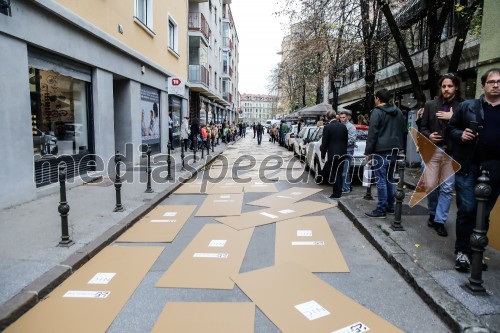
[216, 200, 332, 230]
[116, 205, 196, 243]
[206, 180, 244, 194]
[173, 180, 214, 194]
[195, 193, 244, 217]
[232, 262, 403, 333]
[243, 181, 278, 193]
[275, 216, 349, 272]
[5, 246, 163, 333]
[155, 224, 253, 289]
[151, 302, 255, 333]
[489, 198, 500, 250]
[247, 187, 322, 207]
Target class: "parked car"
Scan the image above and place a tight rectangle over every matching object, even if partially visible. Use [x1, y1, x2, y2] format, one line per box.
[310, 124, 369, 184]
[293, 125, 317, 160]
[304, 126, 324, 170]
[284, 124, 298, 151]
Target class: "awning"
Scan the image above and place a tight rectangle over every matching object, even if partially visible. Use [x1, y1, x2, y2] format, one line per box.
[337, 98, 364, 111]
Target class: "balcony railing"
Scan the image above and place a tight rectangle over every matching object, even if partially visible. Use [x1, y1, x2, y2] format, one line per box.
[223, 37, 233, 49]
[188, 65, 209, 87]
[223, 92, 232, 103]
[188, 12, 210, 41]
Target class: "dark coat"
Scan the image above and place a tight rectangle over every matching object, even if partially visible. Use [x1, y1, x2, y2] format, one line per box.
[420, 96, 461, 152]
[320, 120, 348, 161]
[365, 104, 407, 155]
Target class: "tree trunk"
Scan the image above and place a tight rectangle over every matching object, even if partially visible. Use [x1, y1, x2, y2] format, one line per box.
[378, 0, 426, 106]
[448, 0, 481, 73]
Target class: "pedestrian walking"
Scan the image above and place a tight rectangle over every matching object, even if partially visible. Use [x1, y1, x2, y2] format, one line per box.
[339, 110, 356, 193]
[419, 73, 463, 237]
[364, 89, 407, 218]
[256, 122, 263, 145]
[447, 68, 500, 272]
[320, 111, 348, 199]
[180, 116, 190, 151]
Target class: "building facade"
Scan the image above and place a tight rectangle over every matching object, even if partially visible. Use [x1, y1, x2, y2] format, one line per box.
[188, 0, 239, 125]
[240, 94, 278, 124]
[0, 0, 239, 209]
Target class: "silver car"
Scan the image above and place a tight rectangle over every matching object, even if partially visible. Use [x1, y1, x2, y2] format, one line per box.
[293, 126, 317, 160]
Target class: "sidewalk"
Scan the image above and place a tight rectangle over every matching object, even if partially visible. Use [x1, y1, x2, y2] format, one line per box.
[0, 140, 231, 330]
[338, 167, 500, 333]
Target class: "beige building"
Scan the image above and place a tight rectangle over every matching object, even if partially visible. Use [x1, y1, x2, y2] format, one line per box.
[240, 94, 278, 124]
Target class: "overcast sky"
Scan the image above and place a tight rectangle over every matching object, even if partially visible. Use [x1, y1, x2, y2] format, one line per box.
[231, 1, 288, 95]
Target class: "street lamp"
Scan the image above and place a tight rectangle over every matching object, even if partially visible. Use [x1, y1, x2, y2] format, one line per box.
[334, 78, 342, 112]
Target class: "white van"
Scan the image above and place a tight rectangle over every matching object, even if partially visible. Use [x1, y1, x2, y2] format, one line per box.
[265, 119, 280, 131]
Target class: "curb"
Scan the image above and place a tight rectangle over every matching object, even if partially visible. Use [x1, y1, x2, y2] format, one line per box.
[337, 198, 491, 333]
[0, 150, 223, 330]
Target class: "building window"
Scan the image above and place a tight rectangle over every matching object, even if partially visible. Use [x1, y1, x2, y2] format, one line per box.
[136, 0, 153, 28]
[168, 16, 178, 54]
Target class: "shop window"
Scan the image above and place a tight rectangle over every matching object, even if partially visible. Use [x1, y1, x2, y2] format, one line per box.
[29, 68, 90, 159]
[169, 96, 182, 148]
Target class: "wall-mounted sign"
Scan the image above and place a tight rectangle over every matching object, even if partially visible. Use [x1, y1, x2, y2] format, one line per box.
[168, 77, 185, 97]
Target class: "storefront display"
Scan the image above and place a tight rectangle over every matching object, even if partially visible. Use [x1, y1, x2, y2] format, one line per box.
[141, 85, 161, 153]
[169, 96, 182, 148]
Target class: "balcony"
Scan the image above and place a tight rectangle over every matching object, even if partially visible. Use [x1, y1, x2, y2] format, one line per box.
[223, 92, 233, 103]
[188, 65, 209, 87]
[223, 37, 233, 50]
[188, 12, 210, 41]
[229, 66, 233, 77]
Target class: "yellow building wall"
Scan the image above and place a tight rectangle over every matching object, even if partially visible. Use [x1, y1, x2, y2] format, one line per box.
[55, 0, 188, 79]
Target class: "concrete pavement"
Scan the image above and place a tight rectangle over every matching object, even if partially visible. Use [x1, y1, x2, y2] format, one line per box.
[0, 134, 499, 332]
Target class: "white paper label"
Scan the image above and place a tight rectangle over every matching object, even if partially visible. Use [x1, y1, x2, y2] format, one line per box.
[251, 185, 268, 187]
[260, 212, 279, 219]
[88, 273, 116, 285]
[295, 300, 330, 320]
[63, 290, 111, 299]
[163, 211, 178, 217]
[254, 182, 264, 185]
[214, 199, 229, 203]
[290, 192, 302, 196]
[150, 219, 176, 223]
[193, 252, 229, 258]
[277, 195, 293, 199]
[278, 209, 295, 214]
[331, 322, 370, 333]
[220, 195, 231, 199]
[208, 240, 227, 247]
[291, 241, 325, 246]
[297, 230, 313, 237]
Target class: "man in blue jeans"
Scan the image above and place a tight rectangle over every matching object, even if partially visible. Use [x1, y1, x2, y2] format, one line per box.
[419, 74, 463, 237]
[339, 110, 356, 193]
[447, 68, 500, 272]
[364, 89, 407, 218]
[256, 122, 263, 145]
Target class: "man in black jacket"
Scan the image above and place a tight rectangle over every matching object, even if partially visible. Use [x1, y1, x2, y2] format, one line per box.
[321, 110, 348, 199]
[447, 68, 500, 272]
[419, 74, 463, 237]
[364, 89, 407, 218]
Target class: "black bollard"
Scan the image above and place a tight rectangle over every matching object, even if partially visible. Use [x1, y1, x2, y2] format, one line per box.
[166, 141, 173, 180]
[113, 151, 125, 212]
[465, 170, 491, 294]
[201, 139, 205, 159]
[391, 151, 405, 231]
[144, 144, 153, 193]
[57, 164, 74, 247]
[363, 161, 373, 200]
[181, 137, 185, 170]
[194, 136, 197, 162]
[212, 136, 215, 152]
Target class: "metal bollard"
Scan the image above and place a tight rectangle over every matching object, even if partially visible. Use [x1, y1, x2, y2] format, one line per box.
[201, 139, 205, 159]
[391, 151, 405, 231]
[181, 138, 185, 170]
[194, 136, 197, 162]
[166, 141, 173, 180]
[465, 170, 491, 294]
[212, 136, 215, 152]
[144, 144, 153, 193]
[363, 161, 373, 200]
[113, 151, 125, 212]
[57, 164, 74, 247]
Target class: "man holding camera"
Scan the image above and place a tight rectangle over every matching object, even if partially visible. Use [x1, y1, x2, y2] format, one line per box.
[420, 74, 463, 237]
[448, 68, 500, 272]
